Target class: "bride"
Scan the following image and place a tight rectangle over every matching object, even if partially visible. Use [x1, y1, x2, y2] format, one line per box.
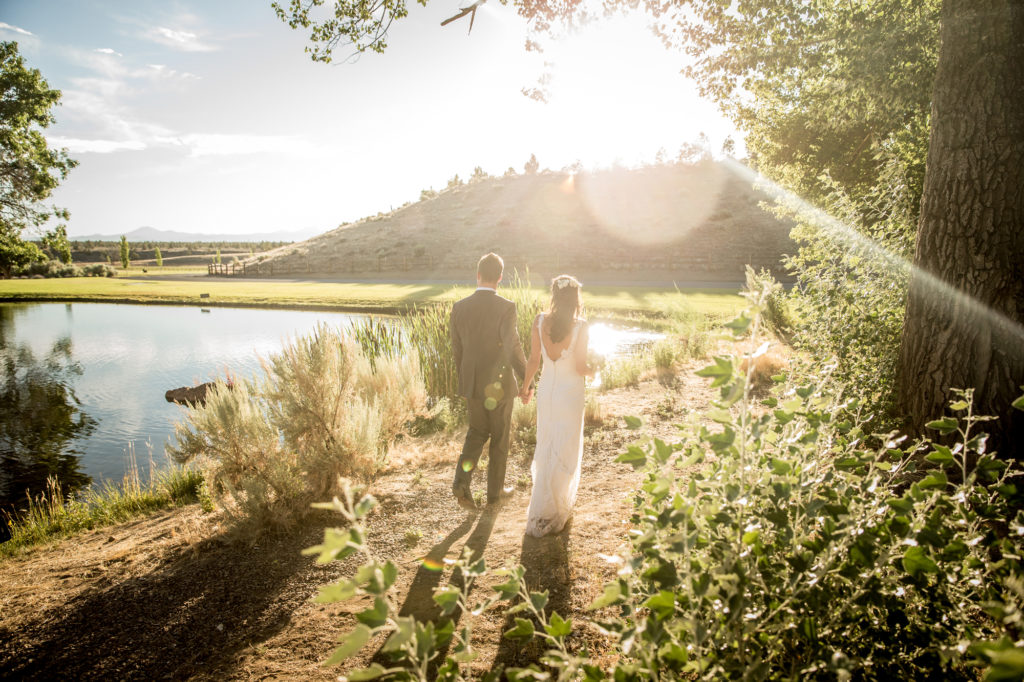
[519, 275, 596, 537]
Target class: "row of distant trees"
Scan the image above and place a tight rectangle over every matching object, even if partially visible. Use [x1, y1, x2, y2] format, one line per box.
[420, 141, 727, 201]
[29, 238, 289, 269]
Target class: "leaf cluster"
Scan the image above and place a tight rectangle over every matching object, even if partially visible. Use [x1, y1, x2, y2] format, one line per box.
[272, 0, 429, 62]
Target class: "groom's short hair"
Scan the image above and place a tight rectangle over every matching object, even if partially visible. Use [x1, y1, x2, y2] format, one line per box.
[477, 252, 504, 282]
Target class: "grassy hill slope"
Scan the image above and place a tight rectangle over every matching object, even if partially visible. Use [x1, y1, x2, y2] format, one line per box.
[253, 161, 795, 283]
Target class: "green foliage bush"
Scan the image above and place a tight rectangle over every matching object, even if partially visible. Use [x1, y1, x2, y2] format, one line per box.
[532, 288, 1024, 680]
[13, 260, 115, 278]
[81, 263, 116, 277]
[16, 259, 77, 277]
[745, 266, 794, 340]
[170, 323, 425, 525]
[651, 337, 679, 371]
[782, 171, 915, 421]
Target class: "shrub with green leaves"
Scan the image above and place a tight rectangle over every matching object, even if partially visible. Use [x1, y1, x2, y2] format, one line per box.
[782, 173, 915, 421]
[306, 482, 592, 681]
[170, 323, 424, 525]
[548, 286, 1024, 680]
[305, 485, 489, 680]
[745, 265, 794, 340]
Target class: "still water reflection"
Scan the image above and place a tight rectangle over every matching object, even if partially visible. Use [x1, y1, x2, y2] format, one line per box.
[0, 302, 366, 529]
[1, 308, 96, 514]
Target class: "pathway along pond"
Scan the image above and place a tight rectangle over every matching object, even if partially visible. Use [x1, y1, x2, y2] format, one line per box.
[0, 302, 660, 536]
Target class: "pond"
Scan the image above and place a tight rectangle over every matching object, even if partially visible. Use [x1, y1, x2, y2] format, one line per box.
[0, 302, 660, 533]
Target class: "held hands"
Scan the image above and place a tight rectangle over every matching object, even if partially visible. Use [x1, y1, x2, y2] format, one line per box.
[519, 385, 534, 404]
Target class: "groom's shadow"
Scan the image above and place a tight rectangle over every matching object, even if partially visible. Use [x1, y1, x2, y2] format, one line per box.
[490, 519, 573, 675]
[371, 507, 499, 670]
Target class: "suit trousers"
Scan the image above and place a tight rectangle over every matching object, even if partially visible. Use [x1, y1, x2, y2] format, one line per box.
[454, 396, 514, 503]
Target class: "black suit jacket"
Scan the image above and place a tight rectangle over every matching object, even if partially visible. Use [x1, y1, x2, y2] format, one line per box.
[450, 289, 527, 403]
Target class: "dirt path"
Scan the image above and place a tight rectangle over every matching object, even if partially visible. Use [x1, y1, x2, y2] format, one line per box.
[0, 368, 715, 681]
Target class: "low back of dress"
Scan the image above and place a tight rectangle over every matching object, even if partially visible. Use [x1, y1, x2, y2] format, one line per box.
[526, 314, 586, 537]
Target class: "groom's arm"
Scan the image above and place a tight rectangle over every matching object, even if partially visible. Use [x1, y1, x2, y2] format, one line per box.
[450, 305, 462, 369]
[501, 302, 528, 385]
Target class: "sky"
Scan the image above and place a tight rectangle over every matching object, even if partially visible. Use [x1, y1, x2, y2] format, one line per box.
[2, 0, 740, 238]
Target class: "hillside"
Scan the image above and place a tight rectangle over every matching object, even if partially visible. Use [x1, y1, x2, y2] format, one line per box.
[253, 161, 795, 283]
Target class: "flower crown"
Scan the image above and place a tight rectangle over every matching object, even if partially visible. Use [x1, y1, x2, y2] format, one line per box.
[555, 276, 577, 290]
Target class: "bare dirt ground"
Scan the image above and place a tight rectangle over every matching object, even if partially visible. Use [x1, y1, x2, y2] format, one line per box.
[0, 367, 716, 681]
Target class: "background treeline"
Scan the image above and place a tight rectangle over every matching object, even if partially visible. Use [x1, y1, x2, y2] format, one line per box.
[37, 240, 291, 265]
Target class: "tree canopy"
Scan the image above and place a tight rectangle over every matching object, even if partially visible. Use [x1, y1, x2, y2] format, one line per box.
[0, 41, 76, 276]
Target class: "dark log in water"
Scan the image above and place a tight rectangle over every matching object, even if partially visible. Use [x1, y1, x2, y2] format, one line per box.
[165, 381, 232, 406]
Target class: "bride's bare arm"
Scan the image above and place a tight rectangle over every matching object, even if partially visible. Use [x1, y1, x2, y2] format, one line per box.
[520, 315, 542, 400]
[575, 321, 594, 377]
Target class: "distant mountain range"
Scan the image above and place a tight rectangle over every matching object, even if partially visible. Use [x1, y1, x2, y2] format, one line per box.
[71, 226, 322, 243]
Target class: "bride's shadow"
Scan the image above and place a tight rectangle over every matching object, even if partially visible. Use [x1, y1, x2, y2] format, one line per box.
[490, 519, 573, 674]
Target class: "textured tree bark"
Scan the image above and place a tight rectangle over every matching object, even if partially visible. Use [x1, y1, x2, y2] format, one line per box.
[897, 0, 1024, 458]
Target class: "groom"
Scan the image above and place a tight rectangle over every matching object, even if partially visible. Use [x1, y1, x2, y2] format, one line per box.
[450, 252, 529, 510]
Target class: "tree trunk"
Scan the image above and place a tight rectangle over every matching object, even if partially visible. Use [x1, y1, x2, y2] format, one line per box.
[897, 0, 1024, 458]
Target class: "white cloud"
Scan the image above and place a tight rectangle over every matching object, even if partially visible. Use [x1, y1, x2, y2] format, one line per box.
[145, 26, 216, 52]
[146, 64, 200, 80]
[95, 47, 123, 57]
[48, 136, 147, 154]
[176, 133, 316, 158]
[58, 83, 176, 151]
[0, 22, 33, 36]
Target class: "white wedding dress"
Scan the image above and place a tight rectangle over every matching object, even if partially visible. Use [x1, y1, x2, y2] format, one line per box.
[525, 314, 585, 538]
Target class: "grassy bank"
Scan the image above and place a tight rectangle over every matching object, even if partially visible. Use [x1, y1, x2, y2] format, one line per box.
[1, 461, 204, 559]
[0, 275, 744, 319]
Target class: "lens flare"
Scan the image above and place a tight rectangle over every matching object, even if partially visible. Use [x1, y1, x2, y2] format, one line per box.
[575, 164, 727, 246]
[420, 557, 444, 572]
[461, 460, 475, 472]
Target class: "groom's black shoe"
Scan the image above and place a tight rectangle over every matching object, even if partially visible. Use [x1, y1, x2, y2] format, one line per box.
[453, 482, 477, 511]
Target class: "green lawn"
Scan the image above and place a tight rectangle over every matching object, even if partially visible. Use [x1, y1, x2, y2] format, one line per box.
[0, 275, 744, 318]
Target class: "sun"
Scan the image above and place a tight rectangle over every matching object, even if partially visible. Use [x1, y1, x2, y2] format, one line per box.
[529, 10, 734, 169]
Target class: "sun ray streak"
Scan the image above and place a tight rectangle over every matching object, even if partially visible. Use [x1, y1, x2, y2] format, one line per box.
[720, 158, 1024, 349]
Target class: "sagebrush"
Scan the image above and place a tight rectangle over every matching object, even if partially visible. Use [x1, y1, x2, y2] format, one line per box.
[171, 323, 424, 525]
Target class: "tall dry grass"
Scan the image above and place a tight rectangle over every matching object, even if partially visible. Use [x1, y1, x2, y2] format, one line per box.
[170, 323, 425, 526]
[1, 447, 203, 557]
[353, 269, 543, 404]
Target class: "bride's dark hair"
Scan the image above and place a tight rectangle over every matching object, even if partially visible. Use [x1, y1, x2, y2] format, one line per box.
[547, 275, 582, 343]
